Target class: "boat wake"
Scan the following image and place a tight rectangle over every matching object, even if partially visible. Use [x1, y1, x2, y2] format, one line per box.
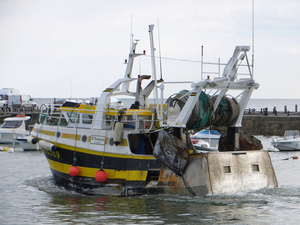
[24, 175, 81, 196]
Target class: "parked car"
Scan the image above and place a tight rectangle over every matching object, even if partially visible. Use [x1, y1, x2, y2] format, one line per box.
[0, 96, 6, 108]
[22, 95, 37, 109]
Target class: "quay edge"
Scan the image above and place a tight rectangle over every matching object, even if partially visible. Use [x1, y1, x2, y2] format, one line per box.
[242, 114, 300, 136]
[0, 111, 298, 136]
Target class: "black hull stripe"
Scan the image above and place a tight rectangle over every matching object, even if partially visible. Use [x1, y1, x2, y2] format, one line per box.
[43, 147, 162, 171]
[51, 168, 165, 196]
[47, 157, 150, 181]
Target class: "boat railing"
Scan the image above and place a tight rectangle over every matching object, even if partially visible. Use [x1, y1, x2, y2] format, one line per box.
[38, 105, 154, 131]
[200, 46, 253, 81]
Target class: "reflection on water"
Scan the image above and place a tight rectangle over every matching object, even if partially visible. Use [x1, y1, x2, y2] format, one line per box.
[17, 181, 275, 225]
[1, 138, 300, 224]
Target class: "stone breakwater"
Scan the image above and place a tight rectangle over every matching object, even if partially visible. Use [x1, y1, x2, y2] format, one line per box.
[242, 112, 300, 136]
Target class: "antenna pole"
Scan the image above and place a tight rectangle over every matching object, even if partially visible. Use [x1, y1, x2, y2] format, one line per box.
[130, 15, 133, 49]
[70, 77, 73, 99]
[201, 46, 203, 80]
[252, 0, 254, 77]
[157, 19, 163, 80]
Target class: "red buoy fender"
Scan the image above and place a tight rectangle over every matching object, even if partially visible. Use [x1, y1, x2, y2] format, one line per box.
[69, 166, 80, 177]
[95, 170, 107, 183]
[191, 139, 199, 144]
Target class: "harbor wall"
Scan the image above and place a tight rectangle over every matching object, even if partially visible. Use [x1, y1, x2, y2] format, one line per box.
[241, 114, 300, 136]
[1, 110, 299, 137]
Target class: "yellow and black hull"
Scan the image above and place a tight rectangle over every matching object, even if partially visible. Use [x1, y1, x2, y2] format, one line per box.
[41, 145, 279, 196]
[42, 145, 164, 196]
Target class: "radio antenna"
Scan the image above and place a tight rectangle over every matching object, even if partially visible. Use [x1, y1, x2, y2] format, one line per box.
[130, 15, 133, 50]
[157, 18, 163, 80]
[252, 0, 254, 77]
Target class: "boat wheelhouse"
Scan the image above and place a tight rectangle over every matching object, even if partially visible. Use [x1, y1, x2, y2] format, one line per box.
[0, 115, 30, 144]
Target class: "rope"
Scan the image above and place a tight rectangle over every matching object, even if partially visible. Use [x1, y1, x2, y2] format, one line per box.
[166, 90, 240, 131]
[100, 130, 108, 170]
[180, 172, 196, 196]
[187, 92, 210, 131]
[70, 103, 80, 166]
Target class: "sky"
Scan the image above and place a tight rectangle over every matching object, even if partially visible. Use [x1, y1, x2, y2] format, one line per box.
[0, 0, 299, 99]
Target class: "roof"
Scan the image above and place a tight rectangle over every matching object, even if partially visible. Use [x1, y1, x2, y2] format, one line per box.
[4, 116, 31, 121]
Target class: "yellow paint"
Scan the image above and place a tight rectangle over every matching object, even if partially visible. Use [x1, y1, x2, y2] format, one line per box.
[38, 129, 56, 136]
[39, 141, 155, 160]
[104, 88, 113, 92]
[149, 104, 168, 111]
[47, 158, 148, 181]
[38, 128, 127, 146]
[61, 133, 81, 141]
[58, 104, 96, 114]
[118, 138, 128, 146]
[105, 109, 152, 116]
[158, 168, 179, 182]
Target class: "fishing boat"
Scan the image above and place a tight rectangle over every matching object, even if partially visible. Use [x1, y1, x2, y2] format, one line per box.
[30, 24, 277, 196]
[271, 130, 300, 151]
[0, 115, 30, 144]
[190, 129, 221, 148]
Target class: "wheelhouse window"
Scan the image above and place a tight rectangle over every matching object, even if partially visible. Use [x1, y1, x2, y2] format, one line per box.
[1, 121, 22, 128]
[67, 112, 79, 123]
[82, 114, 93, 124]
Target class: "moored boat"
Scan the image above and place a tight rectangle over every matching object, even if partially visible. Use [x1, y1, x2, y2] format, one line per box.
[190, 129, 221, 148]
[16, 135, 39, 151]
[0, 115, 30, 144]
[30, 24, 278, 196]
[271, 130, 300, 151]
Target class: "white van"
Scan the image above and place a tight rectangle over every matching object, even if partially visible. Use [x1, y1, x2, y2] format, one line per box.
[0, 89, 36, 109]
[22, 95, 37, 109]
[8, 95, 22, 106]
[0, 88, 21, 108]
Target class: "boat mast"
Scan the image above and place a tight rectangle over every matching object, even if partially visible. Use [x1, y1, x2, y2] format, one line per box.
[121, 40, 144, 93]
[148, 25, 161, 122]
[252, 0, 255, 78]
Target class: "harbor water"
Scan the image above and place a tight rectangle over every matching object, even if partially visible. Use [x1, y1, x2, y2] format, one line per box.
[1, 98, 300, 224]
[1, 136, 300, 224]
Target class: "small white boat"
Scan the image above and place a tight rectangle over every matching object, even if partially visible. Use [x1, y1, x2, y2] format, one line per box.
[190, 129, 221, 148]
[271, 130, 300, 151]
[191, 138, 210, 148]
[191, 139, 217, 152]
[16, 136, 39, 151]
[0, 115, 30, 144]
